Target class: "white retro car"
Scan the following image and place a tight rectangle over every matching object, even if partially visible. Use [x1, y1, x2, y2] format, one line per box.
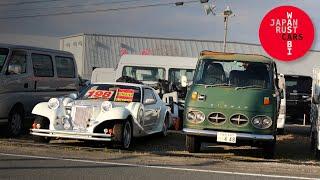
[30, 82, 172, 149]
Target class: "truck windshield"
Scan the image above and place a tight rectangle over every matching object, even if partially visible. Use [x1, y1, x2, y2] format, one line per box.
[122, 66, 165, 82]
[168, 68, 194, 85]
[194, 59, 272, 89]
[79, 84, 141, 102]
[0, 48, 9, 72]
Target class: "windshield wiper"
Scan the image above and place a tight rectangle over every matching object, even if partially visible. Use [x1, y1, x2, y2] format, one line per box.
[205, 83, 231, 88]
[235, 85, 263, 90]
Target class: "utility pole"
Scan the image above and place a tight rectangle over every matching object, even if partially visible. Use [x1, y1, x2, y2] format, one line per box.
[222, 6, 233, 52]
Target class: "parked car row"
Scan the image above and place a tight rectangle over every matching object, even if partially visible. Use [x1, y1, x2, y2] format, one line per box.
[0, 44, 318, 160]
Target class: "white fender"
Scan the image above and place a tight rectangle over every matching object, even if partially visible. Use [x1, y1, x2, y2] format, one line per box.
[95, 107, 131, 122]
[32, 102, 56, 121]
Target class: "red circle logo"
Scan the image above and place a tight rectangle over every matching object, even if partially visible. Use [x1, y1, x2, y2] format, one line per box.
[259, 6, 314, 61]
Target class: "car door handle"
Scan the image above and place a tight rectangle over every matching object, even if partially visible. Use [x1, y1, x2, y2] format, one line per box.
[24, 83, 28, 88]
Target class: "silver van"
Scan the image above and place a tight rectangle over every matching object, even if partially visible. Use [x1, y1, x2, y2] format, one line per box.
[0, 44, 79, 136]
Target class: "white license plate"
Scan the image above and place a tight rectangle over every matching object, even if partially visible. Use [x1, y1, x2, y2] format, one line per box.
[217, 132, 237, 143]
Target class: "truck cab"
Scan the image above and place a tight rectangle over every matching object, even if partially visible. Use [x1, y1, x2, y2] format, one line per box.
[183, 51, 280, 158]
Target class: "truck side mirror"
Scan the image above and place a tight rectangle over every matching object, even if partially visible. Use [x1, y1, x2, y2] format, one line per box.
[181, 75, 188, 87]
[278, 74, 285, 90]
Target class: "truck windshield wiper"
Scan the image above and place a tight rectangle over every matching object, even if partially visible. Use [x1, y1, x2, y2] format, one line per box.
[205, 83, 231, 88]
[235, 85, 263, 90]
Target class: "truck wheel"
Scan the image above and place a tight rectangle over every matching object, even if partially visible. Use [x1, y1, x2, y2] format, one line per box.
[311, 132, 320, 160]
[277, 128, 284, 135]
[263, 140, 276, 159]
[161, 115, 169, 137]
[113, 120, 132, 149]
[7, 107, 23, 137]
[33, 116, 50, 143]
[186, 135, 200, 153]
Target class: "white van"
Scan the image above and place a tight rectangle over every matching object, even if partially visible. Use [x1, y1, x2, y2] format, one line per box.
[115, 55, 198, 86]
[0, 44, 79, 136]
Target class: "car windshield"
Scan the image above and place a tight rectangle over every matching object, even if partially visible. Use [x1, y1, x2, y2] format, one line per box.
[194, 59, 272, 89]
[122, 66, 165, 82]
[0, 48, 9, 72]
[168, 68, 195, 85]
[79, 84, 141, 102]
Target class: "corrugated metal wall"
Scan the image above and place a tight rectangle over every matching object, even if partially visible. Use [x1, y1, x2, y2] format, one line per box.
[64, 34, 320, 79]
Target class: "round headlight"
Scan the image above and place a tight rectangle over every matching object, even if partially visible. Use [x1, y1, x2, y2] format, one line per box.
[48, 98, 60, 110]
[63, 97, 74, 107]
[187, 111, 196, 121]
[196, 112, 205, 121]
[252, 116, 272, 129]
[101, 101, 113, 112]
[187, 111, 205, 123]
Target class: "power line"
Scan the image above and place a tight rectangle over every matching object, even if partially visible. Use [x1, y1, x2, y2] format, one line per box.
[0, 0, 199, 20]
[4, 0, 150, 12]
[0, 0, 69, 6]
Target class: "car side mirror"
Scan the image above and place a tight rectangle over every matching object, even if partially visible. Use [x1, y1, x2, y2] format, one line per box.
[69, 93, 78, 100]
[181, 75, 188, 87]
[7, 64, 22, 75]
[144, 98, 156, 105]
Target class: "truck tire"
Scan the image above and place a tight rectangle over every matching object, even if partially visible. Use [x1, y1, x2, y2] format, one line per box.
[33, 116, 51, 143]
[311, 131, 320, 160]
[186, 135, 200, 153]
[263, 140, 276, 159]
[113, 120, 132, 149]
[7, 106, 24, 137]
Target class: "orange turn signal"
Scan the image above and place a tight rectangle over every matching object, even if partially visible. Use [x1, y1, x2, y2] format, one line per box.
[263, 97, 270, 105]
[191, 92, 198, 100]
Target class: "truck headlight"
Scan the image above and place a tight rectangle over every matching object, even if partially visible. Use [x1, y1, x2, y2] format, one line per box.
[187, 111, 205, 124]
[101, 101, 113, 112]
[48, 98, 60, 110]
[252, 116, 272, 129]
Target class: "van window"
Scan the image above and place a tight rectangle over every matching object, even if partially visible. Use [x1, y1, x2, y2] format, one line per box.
[169, 68, 194, 84]
[122, 66, 165, 82]
[55, 56, 75, 78]
[6, 50, 27, 75]
[0, 48, 9, 72]
[32, 54, 54, 77]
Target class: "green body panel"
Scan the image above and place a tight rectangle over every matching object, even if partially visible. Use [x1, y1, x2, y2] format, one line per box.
[184, 85, 277, 135]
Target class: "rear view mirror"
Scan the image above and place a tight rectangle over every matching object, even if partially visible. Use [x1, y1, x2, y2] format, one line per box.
[144, 98, 156, 105]
[181, 75, 188, 87]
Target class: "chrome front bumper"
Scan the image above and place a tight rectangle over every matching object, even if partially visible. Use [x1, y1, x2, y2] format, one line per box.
[183, 128, 274, 141]
[30, 129, 112, 141]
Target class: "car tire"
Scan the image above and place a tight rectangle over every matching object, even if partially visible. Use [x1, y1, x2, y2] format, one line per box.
[186, 135, 200, 153]
[161, 115, 169, 137]
[113, 120, 132, 150]
[33, 116, 51, 143]
[263, 140, 276, 159]
[7, 106, 24, 137]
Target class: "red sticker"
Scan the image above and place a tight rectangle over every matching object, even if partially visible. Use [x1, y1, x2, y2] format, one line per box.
[115, 89, 135, 102]
[259, 6, 314, 61]
[86, 90, 114, 99]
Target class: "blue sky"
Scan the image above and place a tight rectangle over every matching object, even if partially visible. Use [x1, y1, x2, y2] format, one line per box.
[0, 0, 319, 50]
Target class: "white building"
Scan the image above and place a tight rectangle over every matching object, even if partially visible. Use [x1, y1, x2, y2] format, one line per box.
[60, 33, 320, 79]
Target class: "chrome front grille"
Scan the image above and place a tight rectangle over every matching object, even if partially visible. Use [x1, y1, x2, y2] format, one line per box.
[71, 106, 93, 130]
[230, 114, 249, 126]
[208, 112, 226, 124]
